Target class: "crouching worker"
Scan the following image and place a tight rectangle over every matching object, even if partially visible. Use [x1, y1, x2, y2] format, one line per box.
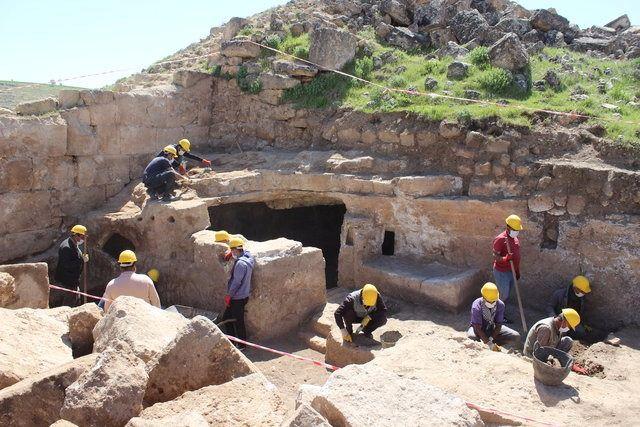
[143, 146, 188, 201]
[335, 284, 387, 343]
[468, 283, 520, 351]
[100, 250, 161, 312]
[524, 308, 580, 357]
[160, 138, 212, 175]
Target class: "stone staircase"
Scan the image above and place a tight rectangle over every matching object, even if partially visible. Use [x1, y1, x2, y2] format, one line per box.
[298, 287, 347, 355]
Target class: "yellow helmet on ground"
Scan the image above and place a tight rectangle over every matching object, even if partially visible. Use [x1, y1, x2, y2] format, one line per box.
[481, 282, 499, 302]
[163, 145, 178, 158]
[215, 230, 230, 243]
[71, 224, 87, 235]
[561, 308, 581, 330]
[118, 250, 137, 266]
[228, 236, 244, 249]
[362, 284, 378, 306]
[178, 139, 191, 152]
[572, 276, 591, 294]
[505, 214, 523, 231]
[147, 268, 160, 282]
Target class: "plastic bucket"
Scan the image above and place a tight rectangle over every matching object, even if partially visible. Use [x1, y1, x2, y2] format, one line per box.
[532, 346, 573, 386]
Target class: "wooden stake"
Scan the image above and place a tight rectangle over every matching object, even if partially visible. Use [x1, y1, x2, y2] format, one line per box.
[82, 235, 88, 305]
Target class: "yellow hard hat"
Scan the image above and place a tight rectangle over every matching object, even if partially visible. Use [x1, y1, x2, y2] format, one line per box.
[178, 139, 191, 152]
[362, 284, 378, 306]
[147, 268, 160, 282]
[572, 275, 591, 294]
[481, 282, 499, 303]
[118, 250, 137, 266]
[561, 308, 581, 330]
[505, 214, 523, 231]
[228, 236, 244, 249]
[71, 224, 87, 236]
[163, 145, 178, 158]
[215, 230, 230, 243]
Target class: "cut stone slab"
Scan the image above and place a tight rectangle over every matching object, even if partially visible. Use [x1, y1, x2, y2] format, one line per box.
[309, 26, 357, 70]
[0, 354, 97, 427]
[273, 60, 319, 78]
[259, 73, 301, 90]
[0, 307, 72, 389]
[16, 97, 57, 116]
[68, 303, 103, 357]
[395, 175, 463, 197]
[310, 364, 484, 426]
[0, 262, 50, 309]
[359, 256, 482, 312]
[92, 296, 188, 363]
[132, 373, 287, 426]
[126, 412, 209, 427]
[282, 403, 331, 427]
[325, 327, 379, 368]
[144, 316, 259, 405]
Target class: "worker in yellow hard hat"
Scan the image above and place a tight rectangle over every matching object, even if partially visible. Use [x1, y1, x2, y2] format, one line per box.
[491, 214, 523, 323]
[523, 308, 580, 357]
[147, 268, 160, 283]
[53, 224, 89, 307]
[546, 275, 602, 342]
[468, 283, 520, 351]
[158, 138, 213, 175]
[334, 284, 388, 343]
[100, 250, 161, 312]
[143, 145, 189, 201]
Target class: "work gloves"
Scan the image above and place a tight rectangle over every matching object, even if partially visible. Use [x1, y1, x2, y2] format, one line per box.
[340, 328, 352, 343]
[82, 254, 89, 263]
[355, 316, 372, 334]
[178, 164, 187, 175]
[224, 295, 231, 307]
[487, 338, 502, 352]
[502, 253, 513, 263]
[202, 159, 212, 167]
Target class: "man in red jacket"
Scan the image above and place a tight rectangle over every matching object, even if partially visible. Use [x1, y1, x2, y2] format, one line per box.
[492, 214, 523, 323]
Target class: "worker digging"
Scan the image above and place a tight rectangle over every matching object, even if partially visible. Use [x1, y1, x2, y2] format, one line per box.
[157, 138, 213, 175]
[334, 284, 388, 343]
[467, 282, 521, 351]
[142, 144, 190, 201]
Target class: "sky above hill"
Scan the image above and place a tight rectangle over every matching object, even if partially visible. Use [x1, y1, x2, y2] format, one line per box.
[0, 0, 637, 88]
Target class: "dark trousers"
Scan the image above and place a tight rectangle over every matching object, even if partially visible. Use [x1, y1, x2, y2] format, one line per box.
[221, 298, 248, 341]
[342, 310, 387, 335]
[467, 325, 521, 346]
[144, 170, 176, 196]
[53, 281, 81, 308]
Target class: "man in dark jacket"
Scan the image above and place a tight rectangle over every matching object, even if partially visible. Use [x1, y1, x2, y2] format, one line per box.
[158, 138, 212, 175]
[143, 146, 188, 201]
[53, 224, 88, 307]
[335, 284, 387, 342]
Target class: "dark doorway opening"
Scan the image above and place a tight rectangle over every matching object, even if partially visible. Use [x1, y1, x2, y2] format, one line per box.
[102, 233, 136, 260]
[208, 202, 346, 288]
[382, 230, 395, 256]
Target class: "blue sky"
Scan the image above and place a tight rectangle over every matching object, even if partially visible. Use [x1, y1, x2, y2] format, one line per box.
[0, 0, 637, 88]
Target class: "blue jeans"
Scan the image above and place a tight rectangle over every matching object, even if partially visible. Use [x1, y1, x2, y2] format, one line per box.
[493, 268, 515, 304]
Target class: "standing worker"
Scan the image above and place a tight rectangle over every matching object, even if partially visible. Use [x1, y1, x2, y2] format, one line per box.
[159, 138, 212, 175]
[53, 225, 89, 307]
[335, 284, 387, 343]
[467, 283, 520, 350]
[492, 214, 523, 323]
[143, 146, 188, 201]
[100, 250, 161, 312]
[546, 276, 601, 342]
[220, 237, 255, 349]
[523, 309, 581, 357]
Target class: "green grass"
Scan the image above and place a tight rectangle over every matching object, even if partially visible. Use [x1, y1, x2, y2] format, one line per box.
[282, 36, 640, 146]
[0, 80, 85, 110]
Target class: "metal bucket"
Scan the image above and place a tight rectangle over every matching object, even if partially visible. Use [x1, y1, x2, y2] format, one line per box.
[380, 330, 402, 348]
[532, 346, 573, 386]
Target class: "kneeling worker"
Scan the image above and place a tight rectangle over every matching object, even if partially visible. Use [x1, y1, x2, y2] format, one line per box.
[101, 250, 161, 312]
[523, 308, 580, 357]
[160, 138, 212, 175]
[468, 282, 520, 351]
[143, 146, 188, 201]
[335, 284, 387, 343]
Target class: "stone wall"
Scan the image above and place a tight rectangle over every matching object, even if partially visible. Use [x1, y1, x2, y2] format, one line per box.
[0, 71, 213, 264]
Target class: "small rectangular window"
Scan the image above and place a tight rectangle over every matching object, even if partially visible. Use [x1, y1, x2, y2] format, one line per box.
[382, 230, 395, 256]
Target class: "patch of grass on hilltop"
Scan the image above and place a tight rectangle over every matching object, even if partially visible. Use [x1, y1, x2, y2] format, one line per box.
[283, 30, 640, 146]
[0, 80, 85, 110]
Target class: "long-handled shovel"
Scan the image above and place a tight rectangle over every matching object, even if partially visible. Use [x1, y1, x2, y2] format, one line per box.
[82, 235, 89, 305]
[505, 238, 527, 333]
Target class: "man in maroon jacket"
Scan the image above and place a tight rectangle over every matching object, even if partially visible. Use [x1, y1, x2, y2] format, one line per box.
[492, 214, 523, 323]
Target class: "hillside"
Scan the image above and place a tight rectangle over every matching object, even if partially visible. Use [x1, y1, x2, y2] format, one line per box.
[0, 80, 85, 110]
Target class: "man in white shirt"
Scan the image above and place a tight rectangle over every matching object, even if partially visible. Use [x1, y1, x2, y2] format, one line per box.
[101, 250, 161, 312]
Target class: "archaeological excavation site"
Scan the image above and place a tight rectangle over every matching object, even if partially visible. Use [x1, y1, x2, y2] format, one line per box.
[2, 0, 640, 425]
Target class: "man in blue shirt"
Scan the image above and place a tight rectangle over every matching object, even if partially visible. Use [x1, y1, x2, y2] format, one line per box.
[467, 282, 520, 351]
[220, 236, 255, 349]
[143, 146, 188, 201]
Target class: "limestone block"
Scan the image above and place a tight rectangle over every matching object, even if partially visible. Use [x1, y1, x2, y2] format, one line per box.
[336, 128, 361, 144]
[0, 262, 49, 309]
[0, 354, 97, 427]
[259, 73, 301, 90]
[68, 303, 103, 357]
[485, 138, 510, 153]
[58, 90, 81, 109]
[439, 120, 462, 138]
[58, 186, 107, 217]
[118, 125, 158, 155]
[0, 115, 67, 158]
[51, 420, 79, 427]
[221, 37, 261, 58]
[61, 108, 98, 156]
[295, 384, 324, 409]
[60, 348, 148, 427]
[475, 162, 492, 176]
[416, 130, 438, 147]
[378, 130, 399, 144]
[282, 403, 331, 427]
[0, 307, 72, 389]
[76, 155, 131, 188]
[115, 93, 153, 127]
[172, 70, 210, 88]
[528, 194, 554, 212]
[0, 157, 34, 191]
[93, 296, 188, 363]
[0, 228, 59, 265]
[16, 97, 57, 116]
[395, 175, 463, 197]
[309, 26, 357, 70]
[87, 102, 117, 127]
[310, 364, 483, 426]
[32, 157, 76, 191]
[399, 131, 415, 146]
[79, 90, 115, 106]
[0, 191, 57, 235]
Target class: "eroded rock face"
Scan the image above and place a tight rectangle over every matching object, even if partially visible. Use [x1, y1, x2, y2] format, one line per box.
[488, 32, 530, 71]
[144, 316, 259, 404]
[309, 26, 357, 70]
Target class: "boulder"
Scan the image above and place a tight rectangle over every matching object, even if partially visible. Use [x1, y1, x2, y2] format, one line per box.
[60, 348, 148, 427]
[435, 41, 469, 58]
[531, 9, 570, 33]
[58, 90, 81, 109]
[571, 37, 614, 53]
[282, 403, 331, 427]
[488, 33, 529, 71]
[290, 22, 306, 37]
[92, 296, 188, 363]
[131, 374, 287, 426]
[221, 37, 261, 59]
[127, 412, 208, 427]
[309, 26, 357, 70]
[259, 73, 301, 90]
[414, 0, 471, 27]
[0, 272, 17, 307]
[447, 61, 470, 79]
[605, 14, 630, 32]
[144, 316, 259, 404]
[0, 262, 50, 309]
[223, 17, 250, 41]
[544, 69, 561, 90]
[0, 354, 97, 427]
[16, 98, 57, 116]
[68, 303, 103, 357]
[273, 60, 319, 78]
[385, 27, 429, 51]
[310, 364, 484, 426]
[380, 0, 411, 26]
[450, 10, 489, 44]
[495, 17, 532, 38]
[0, 307, 72, 389]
